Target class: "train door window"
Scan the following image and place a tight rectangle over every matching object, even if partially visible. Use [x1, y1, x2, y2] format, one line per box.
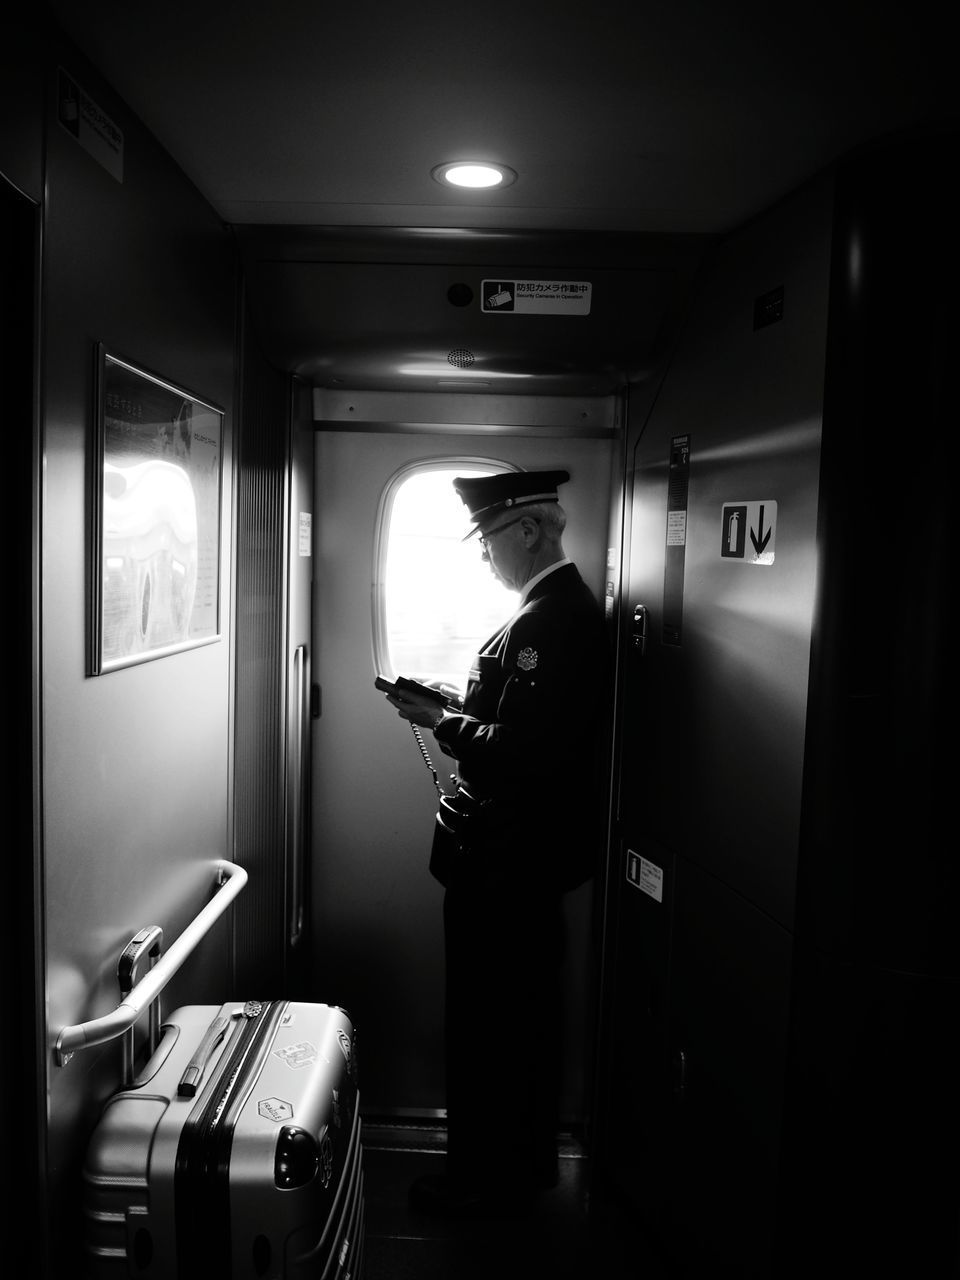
[374, 459, 518, 689]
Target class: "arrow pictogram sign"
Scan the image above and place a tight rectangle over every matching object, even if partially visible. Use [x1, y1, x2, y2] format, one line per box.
[750, 504, 772, 556]
[721, 501, 777, 565]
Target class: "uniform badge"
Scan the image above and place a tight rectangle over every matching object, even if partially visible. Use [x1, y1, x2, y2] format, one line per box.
[517, 647, 538, 672]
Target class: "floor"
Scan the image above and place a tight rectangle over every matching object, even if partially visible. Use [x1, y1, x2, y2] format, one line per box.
[359, 1118, 673, 1280]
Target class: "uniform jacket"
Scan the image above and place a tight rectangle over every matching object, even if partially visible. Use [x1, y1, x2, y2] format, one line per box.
[433, 562, 608, 889]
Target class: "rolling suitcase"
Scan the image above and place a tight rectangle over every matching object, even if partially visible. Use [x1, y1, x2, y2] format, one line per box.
[83, 985, 364, 1279]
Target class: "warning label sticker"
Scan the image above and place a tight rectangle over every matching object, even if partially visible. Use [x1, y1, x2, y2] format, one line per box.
[258, 1097, 293, 1122]
[481, 280, 592, 315]
[626, 850, 664, 903]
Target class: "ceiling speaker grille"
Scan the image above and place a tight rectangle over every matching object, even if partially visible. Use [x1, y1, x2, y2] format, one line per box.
[447, 348, 475, 369]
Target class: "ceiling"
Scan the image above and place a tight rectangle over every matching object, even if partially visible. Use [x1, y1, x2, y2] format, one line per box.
[47, 0, 956, 395]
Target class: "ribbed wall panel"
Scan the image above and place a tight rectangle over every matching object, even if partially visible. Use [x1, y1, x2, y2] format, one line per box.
[233, 323, 289, 994]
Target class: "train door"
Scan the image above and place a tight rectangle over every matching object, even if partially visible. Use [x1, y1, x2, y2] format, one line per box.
[309, 418, 616, 1122]
[598, 177, 833, 1274]
[284, 381, 315, 985]
[232, 351, 315, 996]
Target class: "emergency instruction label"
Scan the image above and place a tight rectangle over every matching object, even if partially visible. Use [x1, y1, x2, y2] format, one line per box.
[720, 500, 778, 565]
[626, 850, 663, 903]
[481, 279, 592, 315]
[299, 511, 312, 556]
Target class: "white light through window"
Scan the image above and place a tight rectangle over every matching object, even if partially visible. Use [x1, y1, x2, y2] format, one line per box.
[376, 462, 518, 691]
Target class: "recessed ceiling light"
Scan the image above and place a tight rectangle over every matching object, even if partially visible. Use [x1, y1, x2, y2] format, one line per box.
[432, 161, 517, 190]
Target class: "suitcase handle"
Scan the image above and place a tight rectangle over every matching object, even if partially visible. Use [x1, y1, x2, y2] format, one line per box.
[118, 925, 164, 1088]
[177, 1013, 232, 1097]
[55, 860, 248, 1067]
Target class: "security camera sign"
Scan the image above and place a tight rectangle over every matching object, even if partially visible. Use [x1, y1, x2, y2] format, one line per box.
[481, 279, 592, 315]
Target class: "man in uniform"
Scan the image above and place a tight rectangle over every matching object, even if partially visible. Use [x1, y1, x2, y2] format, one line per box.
[384, 469, 608, 1215]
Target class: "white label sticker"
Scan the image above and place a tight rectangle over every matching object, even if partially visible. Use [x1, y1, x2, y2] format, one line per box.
[299, 512, 312, 557]
[481, 279, 592, 315]
[626, 850, 663, 902]
[666, 510, 687, 547]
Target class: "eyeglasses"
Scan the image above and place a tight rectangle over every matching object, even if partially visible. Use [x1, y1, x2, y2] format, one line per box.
[478, 515, 538, 549]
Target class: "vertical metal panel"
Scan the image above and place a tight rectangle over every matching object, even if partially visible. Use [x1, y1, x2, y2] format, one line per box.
[780, 127, 960, 1278]
[798, 128, 957, 975]
[1, 175, 45, 1267]
[597, 174, 834, 1275]
[620, 175, 833, 930]
[284, 381, 315, 992]
[233, 326, 289, 993]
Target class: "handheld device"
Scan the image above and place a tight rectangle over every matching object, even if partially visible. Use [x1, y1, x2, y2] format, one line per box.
[375, 674, 457, 798]
[374, 674, 448, 706]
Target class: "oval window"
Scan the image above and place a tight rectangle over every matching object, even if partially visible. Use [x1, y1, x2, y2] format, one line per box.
[373, 459, 519, 690]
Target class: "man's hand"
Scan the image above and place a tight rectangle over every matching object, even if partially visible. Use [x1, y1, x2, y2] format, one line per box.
[385, 687, 445, 730]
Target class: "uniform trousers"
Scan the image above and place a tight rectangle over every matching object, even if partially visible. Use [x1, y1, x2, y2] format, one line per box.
[442, 872, 565, 1195]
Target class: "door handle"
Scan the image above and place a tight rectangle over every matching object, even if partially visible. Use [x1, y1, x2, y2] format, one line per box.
[288, 644, 307, 948]
[672, 1046, 688, 1102]
[631, 603, 648, 656]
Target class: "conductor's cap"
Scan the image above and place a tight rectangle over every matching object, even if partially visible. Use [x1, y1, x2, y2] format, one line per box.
[454, 470, 570, 538]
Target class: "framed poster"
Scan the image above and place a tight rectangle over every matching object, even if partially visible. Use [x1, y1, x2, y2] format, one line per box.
[90, 348, 224, 674]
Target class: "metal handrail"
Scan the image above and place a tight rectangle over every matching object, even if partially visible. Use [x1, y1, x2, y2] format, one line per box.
[55, 859, 248, 1066]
